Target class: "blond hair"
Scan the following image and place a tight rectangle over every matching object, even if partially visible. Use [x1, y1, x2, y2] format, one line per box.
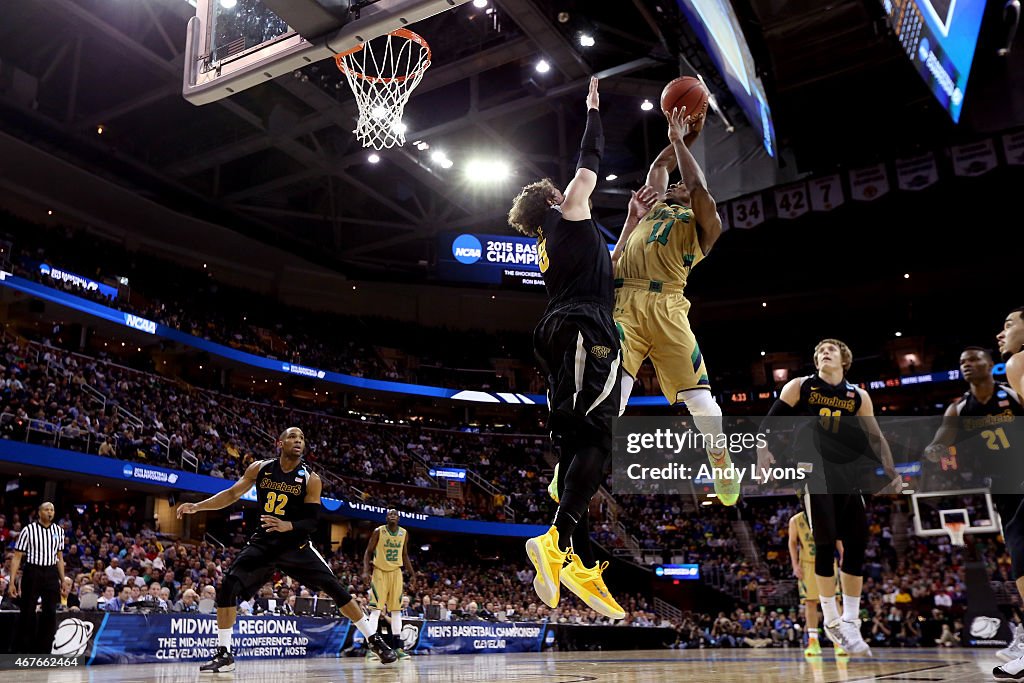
[814, 338, 853, 373]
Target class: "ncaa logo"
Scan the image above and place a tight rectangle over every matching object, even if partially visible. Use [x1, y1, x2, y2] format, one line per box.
[452, 234, 482, 264]
[918, 37, 930, 63]
[122, 464, 134, 478]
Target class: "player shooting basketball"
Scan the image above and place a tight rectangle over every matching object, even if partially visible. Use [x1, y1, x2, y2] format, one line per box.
[508, 77, 626, 621]
[610, 102, 738, 505]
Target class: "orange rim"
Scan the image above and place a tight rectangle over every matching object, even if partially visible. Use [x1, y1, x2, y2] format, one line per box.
[334, 29, 432, 84]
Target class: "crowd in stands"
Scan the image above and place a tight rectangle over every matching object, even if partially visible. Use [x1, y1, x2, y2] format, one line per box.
[0, 337, 552, 523]
[0, 494, 1008, 652]
[0, 502, 657, 632]
[2, 217, 539, 393]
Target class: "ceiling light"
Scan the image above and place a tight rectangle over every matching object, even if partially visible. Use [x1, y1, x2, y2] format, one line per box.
[219, 0, 237, 8]
[895, 331, 903, 337]
[535, 59, 551, 74]
[368, 153, 380, 164]
[465, 159, 510, 182]
[579, 34, 595, 47]
[472, 0, 487, 7]
[371, 106, 388, 120]
[605, 174, 617, 181]
[392, 120, 407, 135]
[640, 99, 654, 111]
[96, 125, 105, 135]
[440, 158, 454, 169]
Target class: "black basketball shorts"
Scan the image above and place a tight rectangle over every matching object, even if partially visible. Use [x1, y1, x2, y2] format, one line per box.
[533, 300, 622, 452]
[224, 538, 349, 603]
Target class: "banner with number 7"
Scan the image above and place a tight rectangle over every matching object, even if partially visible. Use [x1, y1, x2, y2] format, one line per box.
[809, 174, 844, 212]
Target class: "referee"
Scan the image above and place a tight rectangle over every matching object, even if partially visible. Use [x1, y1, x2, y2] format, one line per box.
[7, 502, 65, 654]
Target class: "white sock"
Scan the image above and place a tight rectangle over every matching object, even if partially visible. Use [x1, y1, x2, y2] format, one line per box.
[218, 628, 232, 651]
[353, 616, 374, 639]
[367, 609, 381, 635]
[842, 594, 861, 622]
[819, 595, 839, 626]
[808, 628, 819, 641]
[391, 611, 403, 641]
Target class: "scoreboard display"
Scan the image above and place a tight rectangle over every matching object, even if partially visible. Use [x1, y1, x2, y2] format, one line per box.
[437, 233, 613, 288]
[882, 0, 987, 123]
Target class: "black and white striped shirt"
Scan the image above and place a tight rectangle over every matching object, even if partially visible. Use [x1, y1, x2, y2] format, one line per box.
[14, 521, 64, 566]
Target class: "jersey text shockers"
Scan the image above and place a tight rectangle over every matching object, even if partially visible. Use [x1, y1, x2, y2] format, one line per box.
[252, 458, 311, 543]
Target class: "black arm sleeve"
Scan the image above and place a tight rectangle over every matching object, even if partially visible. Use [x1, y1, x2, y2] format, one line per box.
[766, 400, 796, 418]
[290, 502, 321, 534]
[576, 108, 604, 173]
[759, 399, 797, 441]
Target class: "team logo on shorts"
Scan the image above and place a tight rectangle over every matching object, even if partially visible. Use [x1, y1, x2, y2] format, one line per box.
[590, 345, 611, 359]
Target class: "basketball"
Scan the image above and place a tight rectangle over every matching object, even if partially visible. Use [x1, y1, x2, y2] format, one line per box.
[660, 76, 708, 121]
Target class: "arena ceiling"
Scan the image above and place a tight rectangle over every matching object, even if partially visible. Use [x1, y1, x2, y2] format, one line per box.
[0, 0, 976, 277]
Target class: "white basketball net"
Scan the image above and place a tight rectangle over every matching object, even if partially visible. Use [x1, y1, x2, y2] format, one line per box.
[335, 30, 431, 150]
[945, 523, 966, 547]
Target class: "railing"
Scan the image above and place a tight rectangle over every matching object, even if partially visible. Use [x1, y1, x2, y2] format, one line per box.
[1, 412, 96, 455]
[29, 340, 200, 472]
[653, 597, 683, 624]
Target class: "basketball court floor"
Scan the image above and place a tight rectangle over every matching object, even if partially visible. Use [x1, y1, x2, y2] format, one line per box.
[13, 649, 1011, 682]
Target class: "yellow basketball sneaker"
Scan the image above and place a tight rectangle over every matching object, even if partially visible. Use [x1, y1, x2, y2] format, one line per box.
[708, 448, 740, 506]
[834, 643, 848, 657]
[804, 636, 822, 657]
[525, 526, 568, 608]
[548, 463, 560, 503]
[559, 552, 626, 620]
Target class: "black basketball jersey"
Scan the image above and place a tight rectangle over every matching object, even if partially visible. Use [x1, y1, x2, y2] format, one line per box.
[796, 374, 863, 418]
[953, 383, 1024, 455]
[250, 458, 312, 544]
[537, 206, 614, 312]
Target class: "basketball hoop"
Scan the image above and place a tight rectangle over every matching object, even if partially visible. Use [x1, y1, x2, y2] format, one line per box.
[334, 29, 431, 149]
[944, 521, 966, 547]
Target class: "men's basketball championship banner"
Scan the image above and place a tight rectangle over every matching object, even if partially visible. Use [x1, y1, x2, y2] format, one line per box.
[412, 621, 545, 654]
[50, 614, 350, 665]
[49, 615, 546, 664]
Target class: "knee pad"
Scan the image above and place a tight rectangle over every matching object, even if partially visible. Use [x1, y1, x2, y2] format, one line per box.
[678, 388, 722, 418]
[814, 546, 838, 578]
[840, 542, 866, 577]
[678, 389, 723, 446]
[216, 575, 245, 608]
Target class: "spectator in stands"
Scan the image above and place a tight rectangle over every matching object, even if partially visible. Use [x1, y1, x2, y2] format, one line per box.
[102, 557, 124, 589]
[105, 585, 131, 612]
[442, 597, 460, 621]
[172, 588, 199, 613]
[59, 576, 79, 611]
[97, 585, 115, 610]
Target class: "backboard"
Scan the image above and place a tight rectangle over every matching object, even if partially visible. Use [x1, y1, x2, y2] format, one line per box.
[911, 488, 998, 537]
[183, 0, 469, 106]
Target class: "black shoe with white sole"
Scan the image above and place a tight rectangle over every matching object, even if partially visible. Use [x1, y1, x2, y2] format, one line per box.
[200, 646, 235, 673]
